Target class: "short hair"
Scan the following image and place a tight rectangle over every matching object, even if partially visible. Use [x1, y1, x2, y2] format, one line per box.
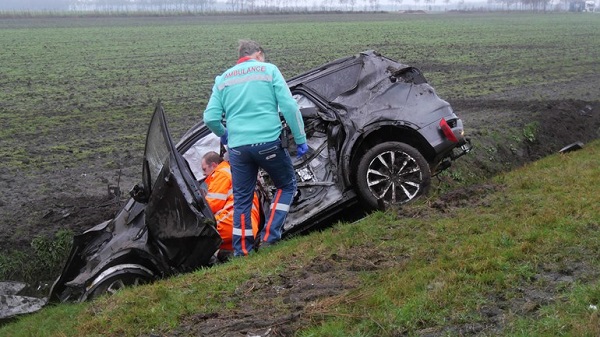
[202, 151, 222, 166]
[238, 39, 264, 58]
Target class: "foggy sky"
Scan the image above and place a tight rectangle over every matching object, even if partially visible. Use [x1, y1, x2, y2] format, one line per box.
[0, 0, 493, 11]
[1, 0, 70, 10]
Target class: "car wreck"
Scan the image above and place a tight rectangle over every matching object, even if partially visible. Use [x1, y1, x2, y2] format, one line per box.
[43, 50, 471, 304]
[0, 282, 47, 321]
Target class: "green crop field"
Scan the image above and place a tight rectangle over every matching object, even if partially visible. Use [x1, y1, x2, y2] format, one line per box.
[1, 13, 598, 175]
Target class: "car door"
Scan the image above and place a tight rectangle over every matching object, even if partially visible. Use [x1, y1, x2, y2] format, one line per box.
[141, 103, 221, 269]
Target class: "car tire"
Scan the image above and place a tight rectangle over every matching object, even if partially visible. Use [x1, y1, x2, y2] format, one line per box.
[83, 264, 154, 301]
[356, 141, 431, 209]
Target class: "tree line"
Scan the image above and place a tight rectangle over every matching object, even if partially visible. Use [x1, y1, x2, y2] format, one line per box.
[0, 0, 578, 13]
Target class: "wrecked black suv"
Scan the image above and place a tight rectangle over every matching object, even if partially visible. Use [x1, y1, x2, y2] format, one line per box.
[49, 50, 471, 302]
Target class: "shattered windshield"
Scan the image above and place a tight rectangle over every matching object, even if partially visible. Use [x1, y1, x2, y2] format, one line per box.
[182, 132, 221, 181]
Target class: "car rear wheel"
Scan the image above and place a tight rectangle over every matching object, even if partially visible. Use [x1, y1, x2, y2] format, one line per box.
[83, 264, 154, 301]
[356, 141, 431, 209]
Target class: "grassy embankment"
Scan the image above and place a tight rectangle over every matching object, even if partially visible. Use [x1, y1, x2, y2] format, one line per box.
[2, 138, 599, 335]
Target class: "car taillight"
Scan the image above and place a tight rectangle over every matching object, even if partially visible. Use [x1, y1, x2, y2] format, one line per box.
[440, 118, 459, 143]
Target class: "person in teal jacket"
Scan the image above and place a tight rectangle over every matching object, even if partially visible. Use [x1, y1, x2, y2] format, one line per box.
[203, 39, 308, 257]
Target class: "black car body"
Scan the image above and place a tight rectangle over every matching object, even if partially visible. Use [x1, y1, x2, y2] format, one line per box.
[49, 107, 222, 302]
[49, 50, 471, 302]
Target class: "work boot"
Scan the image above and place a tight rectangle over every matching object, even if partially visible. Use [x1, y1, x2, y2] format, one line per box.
[257, 240, 276, 252]
[217, 249, 234, 263]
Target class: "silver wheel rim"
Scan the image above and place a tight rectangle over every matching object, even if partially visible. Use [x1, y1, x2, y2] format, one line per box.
[105, 276, 145, 295]
[85, 264, 154, 300]
[365, 149, 422, 205]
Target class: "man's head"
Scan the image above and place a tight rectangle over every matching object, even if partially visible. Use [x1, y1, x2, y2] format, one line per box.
[201, 151, 223, 177]
[238, 39, 265, 62]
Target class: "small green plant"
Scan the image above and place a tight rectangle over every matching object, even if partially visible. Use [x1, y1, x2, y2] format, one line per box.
[0, 250, 28, 280]
[0, 229, 73, 284]
[523, 122, 539, 143]
[31, 229, 73, 274]
[449, 169, 465, 182]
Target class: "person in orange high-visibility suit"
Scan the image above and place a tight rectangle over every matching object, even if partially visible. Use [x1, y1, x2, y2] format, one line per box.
[202, 151, 260, 257]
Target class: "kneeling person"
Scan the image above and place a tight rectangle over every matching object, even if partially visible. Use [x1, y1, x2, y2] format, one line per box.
[202, 152, 260, 259]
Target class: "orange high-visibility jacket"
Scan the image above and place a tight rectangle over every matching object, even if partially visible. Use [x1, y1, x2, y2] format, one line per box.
[204, 161, 260, 251]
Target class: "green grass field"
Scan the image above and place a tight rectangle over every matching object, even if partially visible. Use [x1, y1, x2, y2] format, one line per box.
[1, 13, 598, 173]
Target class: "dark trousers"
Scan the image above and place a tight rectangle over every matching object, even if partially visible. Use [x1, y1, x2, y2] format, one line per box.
[228, 140, 296, 256]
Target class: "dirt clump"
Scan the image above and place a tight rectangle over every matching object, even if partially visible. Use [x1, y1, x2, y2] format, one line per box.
[148, 251, 397, 337]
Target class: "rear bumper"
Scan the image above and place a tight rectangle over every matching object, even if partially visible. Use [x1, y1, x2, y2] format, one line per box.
[431, 137, 472, 175]
[451, 137, 473, 160]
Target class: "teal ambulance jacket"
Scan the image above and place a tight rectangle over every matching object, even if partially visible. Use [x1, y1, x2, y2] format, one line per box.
[203, 59, 306, 148]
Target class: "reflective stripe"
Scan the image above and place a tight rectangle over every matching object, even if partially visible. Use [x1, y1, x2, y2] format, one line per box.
[215, 211, 233, 228]
[214, 204, 233, 218]
[206, 192, 228, 200]
[270, 202, 290, 212]
[218, 74, 273, 90]
[215, 206, 233, 220]
[233, 228, 255, 237]
[206, 187, 232, 201]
